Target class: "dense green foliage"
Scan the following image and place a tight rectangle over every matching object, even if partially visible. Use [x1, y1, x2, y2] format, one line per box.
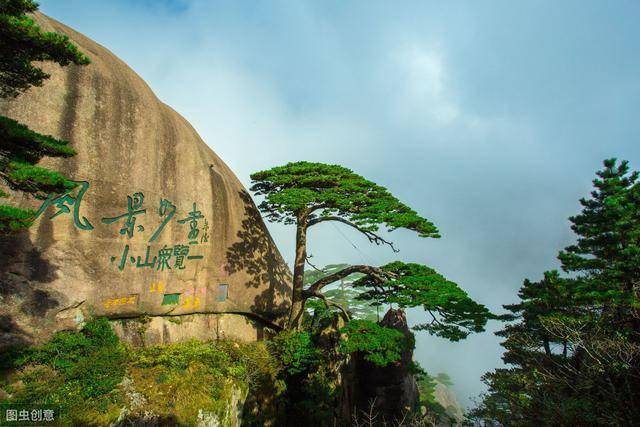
[250, 161, 439, 237]
[269, 328, 340, 425]
[558, 158, 640, 307]
[354, 262, 492, 340]
[269, 330, 322, 375]
[338, 319, 409, 367]
[0, 0, 88, 234]
[471, 159, 640, 426]
[0, 0, 90, 98]
[3, 318, 126, 418]
[1, 318, 285, 425]
[0, 203, 33, 232]
[0, 116, 77, 194]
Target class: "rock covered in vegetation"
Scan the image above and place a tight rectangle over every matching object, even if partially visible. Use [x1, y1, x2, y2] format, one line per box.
[0, 13, 291, 349]
[1, 318, 284, 426]
[353, 309, 419, 423]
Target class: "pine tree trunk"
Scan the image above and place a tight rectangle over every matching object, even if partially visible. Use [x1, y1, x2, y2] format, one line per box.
[287, 213, 308, 329]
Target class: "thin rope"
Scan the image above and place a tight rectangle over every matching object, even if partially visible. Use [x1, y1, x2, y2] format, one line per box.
[330, 221, 372, 265]
[330, 221, 387, 322]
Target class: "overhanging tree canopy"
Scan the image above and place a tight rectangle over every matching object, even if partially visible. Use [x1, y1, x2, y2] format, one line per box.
[250, 161, 440, 242]
[352, 262, 491, 341]
[0, 0, 89, 234]
[303, 261, 492, 340]
[0, 0, 90, 98]
[250, 161, 490, 336]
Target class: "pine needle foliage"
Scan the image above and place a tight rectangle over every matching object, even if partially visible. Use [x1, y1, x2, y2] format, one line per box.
[0, 0, 89, 234]
[354, 262, 492, 341]
[338, 319, 409, 367]
[250, 161, 439, 237]
[471, 159, 640, 426]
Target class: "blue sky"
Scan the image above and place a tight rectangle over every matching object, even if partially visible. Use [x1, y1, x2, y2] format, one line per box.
[41, 0, 640, 407]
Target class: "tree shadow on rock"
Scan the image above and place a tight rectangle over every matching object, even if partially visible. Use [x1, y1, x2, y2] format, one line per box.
[225, 190, 292, 323]
[0, 231, 60, 350]
[0, 314, 33, 369]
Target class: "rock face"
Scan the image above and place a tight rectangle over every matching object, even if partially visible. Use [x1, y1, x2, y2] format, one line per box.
[0, 13, 291, 349]
[353, 309, 419, 423]
[433, 380, 464, 426]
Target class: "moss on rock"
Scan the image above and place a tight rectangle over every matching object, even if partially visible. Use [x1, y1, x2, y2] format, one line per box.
[0, 318, 284, 426]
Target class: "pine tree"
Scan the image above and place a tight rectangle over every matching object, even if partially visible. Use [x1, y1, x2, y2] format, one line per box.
[250, 161, 490, 336]
[471, 159, 640, 425]
[558, 158, 640, 328]
[0, 0, 90, 234]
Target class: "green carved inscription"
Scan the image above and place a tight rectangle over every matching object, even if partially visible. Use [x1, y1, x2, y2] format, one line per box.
[178, 202, 204, 244]
[35, 181, 209, 272]
[149, 198, 176, 242]
[101, 192, 146, 238]
[34, 180, 94, 230]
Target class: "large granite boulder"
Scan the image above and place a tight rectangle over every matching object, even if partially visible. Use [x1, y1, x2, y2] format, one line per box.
[0, 13, 291, 348]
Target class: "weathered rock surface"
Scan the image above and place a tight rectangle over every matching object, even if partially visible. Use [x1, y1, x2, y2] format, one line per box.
[433, 380, 464, 426]
[0, 13, 291, 349]
[113, 377, 247, 427]
[353, 309, 419, 423]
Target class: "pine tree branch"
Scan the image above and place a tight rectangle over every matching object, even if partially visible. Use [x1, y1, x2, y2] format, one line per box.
[303, 289, 351, 322]
[307, 216, 400, 252]
[306, 265, 391, 294]
[305, 254, 324, 273]
[428, 309, 443, 326]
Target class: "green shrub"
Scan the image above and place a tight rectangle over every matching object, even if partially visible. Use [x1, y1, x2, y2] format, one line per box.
[296, 366, 337, 425]
[4, 318, 126, 421]
[2, 320, 285, 425]
[133, 339, 232, 372]
[338, 319, 409, 366]
[269, 330, 322, 375]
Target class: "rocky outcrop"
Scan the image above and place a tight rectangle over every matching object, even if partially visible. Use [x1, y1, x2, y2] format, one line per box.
[433, 380, 464, 426]
[0, 13, 291, 349]
[113, 377, 247, 427]
[352, 309, 420, 424]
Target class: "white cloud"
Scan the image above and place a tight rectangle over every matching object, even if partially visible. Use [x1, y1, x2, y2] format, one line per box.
[395, 45, 461, 125]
